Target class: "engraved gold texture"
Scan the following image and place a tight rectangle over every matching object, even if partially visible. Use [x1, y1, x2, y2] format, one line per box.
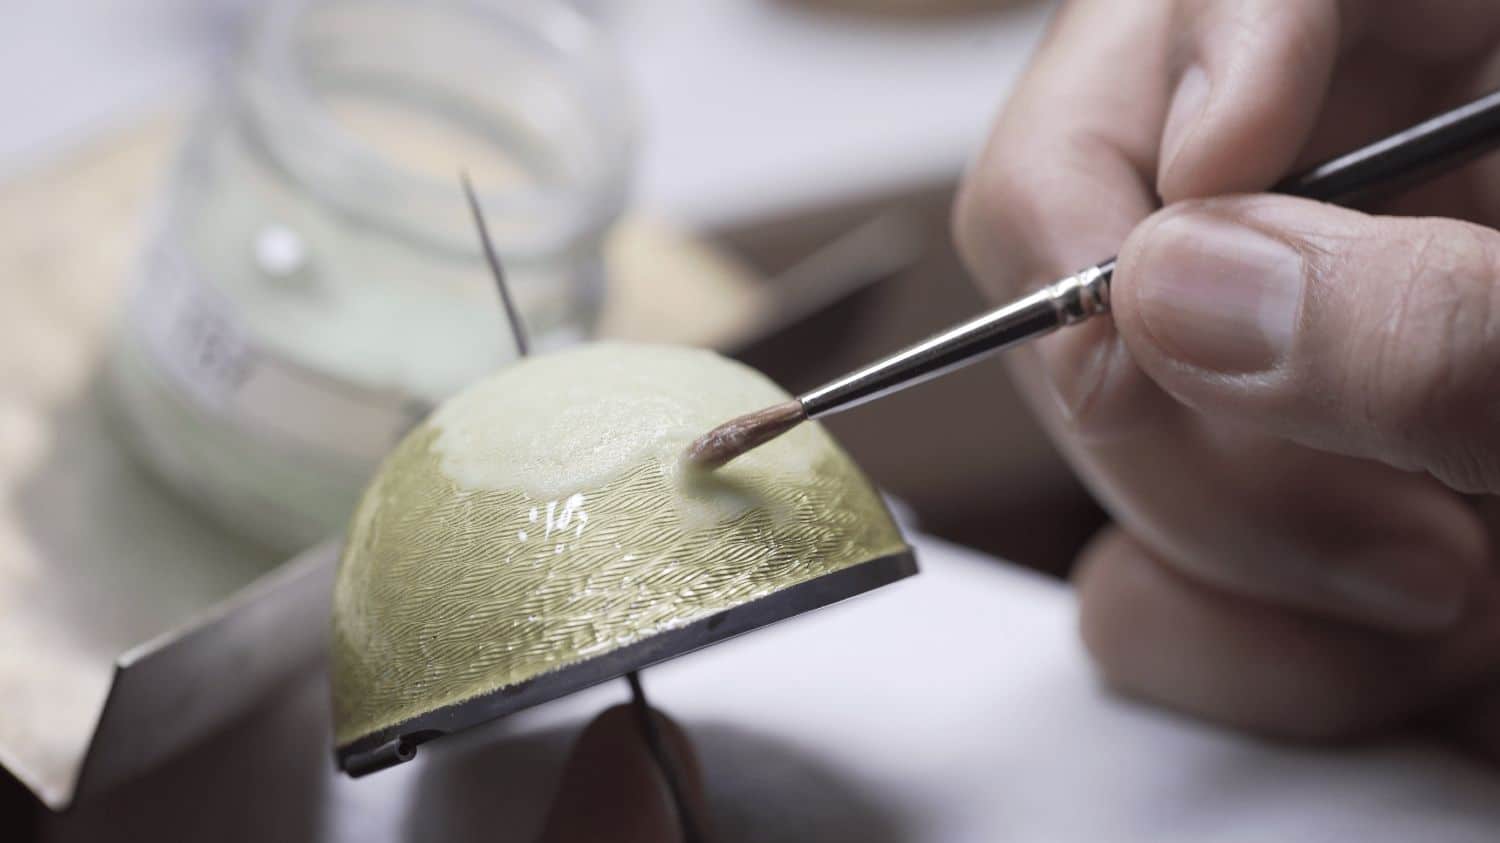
[332, 346, 906, 747]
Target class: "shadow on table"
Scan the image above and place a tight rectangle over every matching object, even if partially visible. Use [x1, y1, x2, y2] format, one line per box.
[408, 718, 917, 843]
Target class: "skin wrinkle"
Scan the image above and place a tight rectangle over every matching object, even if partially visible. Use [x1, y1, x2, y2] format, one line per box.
[1292, 236, 1344, 429]
[1479, 234, 1500, 459]
[1365, 228, 1424, 461]
[1423, 230, 1478, 485]
[1451, 226, 1500, 492]
[1071, 128, 1160, 218]
[1043, 320, 1158, 440]
[1380, 225, 1499, 492]
[1054, 328, 1128, 437]
[1019, 338, 1183, 450]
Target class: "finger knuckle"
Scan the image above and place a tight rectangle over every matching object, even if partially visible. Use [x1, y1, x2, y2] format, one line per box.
[1244, 0, 1338, 70]
[954, 165, 1012, 271]
[955, 154, 1051, 292]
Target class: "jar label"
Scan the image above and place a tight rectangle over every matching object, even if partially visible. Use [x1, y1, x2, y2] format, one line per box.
[128, 237, 428, 466]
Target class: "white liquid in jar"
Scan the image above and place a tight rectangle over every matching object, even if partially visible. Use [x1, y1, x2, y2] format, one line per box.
[108, 1, 630, 553]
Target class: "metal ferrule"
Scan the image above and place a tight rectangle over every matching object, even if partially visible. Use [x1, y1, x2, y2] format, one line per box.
[798, 261, 1114, 420]
[1048, 260, 1112, 325]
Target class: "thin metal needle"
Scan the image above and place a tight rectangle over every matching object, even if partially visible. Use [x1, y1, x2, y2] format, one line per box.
[627, 671, 703, 843]
[461, 171, 531, 357]
[462, 176, 697, 840]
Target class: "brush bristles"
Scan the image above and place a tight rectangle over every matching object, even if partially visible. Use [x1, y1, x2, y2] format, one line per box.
[684, 400, 807, 469]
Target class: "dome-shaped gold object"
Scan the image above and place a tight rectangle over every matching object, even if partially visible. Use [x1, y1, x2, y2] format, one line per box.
[331, 343, 914, 774]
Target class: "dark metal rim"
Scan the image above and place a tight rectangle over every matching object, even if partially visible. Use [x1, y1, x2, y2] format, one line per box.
[336, 548, 917, 776]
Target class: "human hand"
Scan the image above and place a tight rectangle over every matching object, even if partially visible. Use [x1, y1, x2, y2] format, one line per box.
[538, 705, 709, 843]
[955, 0, 1500, 755]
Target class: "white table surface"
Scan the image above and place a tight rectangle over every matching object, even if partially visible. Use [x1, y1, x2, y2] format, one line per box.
[38, 532, 1500, 842]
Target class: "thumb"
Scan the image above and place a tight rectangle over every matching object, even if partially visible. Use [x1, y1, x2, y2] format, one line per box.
[1113, 195, 1500, 495]
[538, 705, 708, 843]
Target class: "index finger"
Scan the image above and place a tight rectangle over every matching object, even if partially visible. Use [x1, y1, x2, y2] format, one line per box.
[956, 0, 1169, 300]
[954, 0, 1191, 438]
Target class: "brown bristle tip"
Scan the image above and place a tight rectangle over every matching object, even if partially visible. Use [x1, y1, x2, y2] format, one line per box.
[685, 400, 807, 469]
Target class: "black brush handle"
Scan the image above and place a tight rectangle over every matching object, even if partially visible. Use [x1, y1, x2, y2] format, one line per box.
[1279, 87, 1500, 203]
[799, 89, 1500, 420]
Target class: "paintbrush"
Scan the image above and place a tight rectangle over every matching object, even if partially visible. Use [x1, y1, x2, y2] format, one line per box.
[687, 88, 1500, 469]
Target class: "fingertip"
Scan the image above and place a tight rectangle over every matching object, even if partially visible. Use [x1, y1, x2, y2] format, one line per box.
[539, 705, 706, 843]
[1073, 525, 1154, 684]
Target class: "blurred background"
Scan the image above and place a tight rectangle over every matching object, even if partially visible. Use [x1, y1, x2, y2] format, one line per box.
[1, 0, 1105, 836]
[3, 0, 1096, 573]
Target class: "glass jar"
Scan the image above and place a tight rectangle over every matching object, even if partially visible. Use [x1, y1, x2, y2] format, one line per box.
[107, 0, 635, 554]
